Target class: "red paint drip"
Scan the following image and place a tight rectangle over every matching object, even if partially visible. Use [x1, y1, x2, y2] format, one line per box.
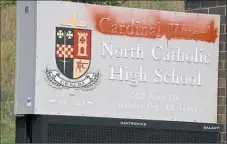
[87, 6, 218, 43]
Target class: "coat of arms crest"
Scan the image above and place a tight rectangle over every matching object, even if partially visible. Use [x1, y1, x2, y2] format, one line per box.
[44, 12, 101, 91]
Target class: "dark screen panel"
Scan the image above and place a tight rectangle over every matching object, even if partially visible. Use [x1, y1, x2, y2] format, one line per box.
[47, 124, 219, 143]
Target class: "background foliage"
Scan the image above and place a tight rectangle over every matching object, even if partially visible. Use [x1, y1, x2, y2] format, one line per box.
[0, 0, 184, 143]
[0, 0, 16, 8]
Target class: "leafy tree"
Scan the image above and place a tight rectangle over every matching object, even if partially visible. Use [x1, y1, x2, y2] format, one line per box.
[71, 0, 127, 6]
[0, 0, 16, 8]
[70, 0, 184, 12]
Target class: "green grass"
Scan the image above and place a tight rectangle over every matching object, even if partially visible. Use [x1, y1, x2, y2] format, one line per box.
[0, 1, 183, 143]
[122, 0, 184, 11]
[1, 5, 16, 144]
[0, 89, 15, 144]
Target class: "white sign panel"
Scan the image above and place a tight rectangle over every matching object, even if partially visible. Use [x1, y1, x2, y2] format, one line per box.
[15, 1, 220, 123]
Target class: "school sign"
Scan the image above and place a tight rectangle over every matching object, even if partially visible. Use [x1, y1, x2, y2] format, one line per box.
[14, 1, 220, 124]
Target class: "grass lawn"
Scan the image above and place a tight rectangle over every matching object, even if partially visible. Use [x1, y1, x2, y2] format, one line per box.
[1, 5, 16, 144]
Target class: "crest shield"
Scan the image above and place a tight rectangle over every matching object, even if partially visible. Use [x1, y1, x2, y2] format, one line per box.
[55, 27, 91, 79]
